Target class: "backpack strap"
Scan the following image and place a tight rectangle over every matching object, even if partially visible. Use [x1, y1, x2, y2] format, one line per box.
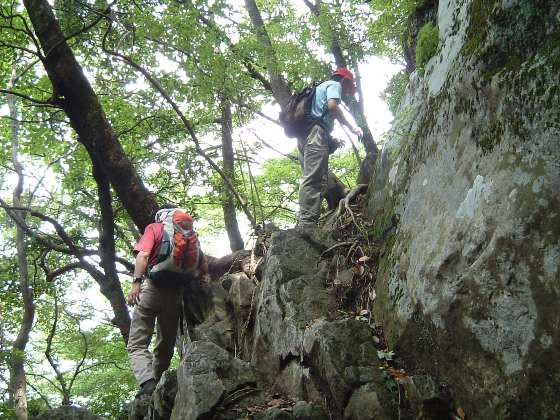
[302, 80, 330, 136]
[173, 221, 193, 237]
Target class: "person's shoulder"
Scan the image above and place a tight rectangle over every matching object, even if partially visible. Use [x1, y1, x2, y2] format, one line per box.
[144, 222, 163, 234]
[320, 80, 340, 88]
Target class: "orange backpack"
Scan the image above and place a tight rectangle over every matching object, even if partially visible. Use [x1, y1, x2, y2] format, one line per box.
[148, 209, 201, 283]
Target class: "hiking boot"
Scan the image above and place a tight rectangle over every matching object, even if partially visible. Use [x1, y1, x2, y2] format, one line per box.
[135, 378, 156, 398]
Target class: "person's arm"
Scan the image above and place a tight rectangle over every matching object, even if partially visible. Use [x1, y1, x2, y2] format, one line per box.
[327, 99, 362, 136]
[128, 251, 150, 305]
[128, 224, 158, 306]
[128, 251, 149, 306]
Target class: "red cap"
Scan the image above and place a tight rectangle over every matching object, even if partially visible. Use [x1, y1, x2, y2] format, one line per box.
[333, 67, 354, 81]
[333, 67, 356, 92]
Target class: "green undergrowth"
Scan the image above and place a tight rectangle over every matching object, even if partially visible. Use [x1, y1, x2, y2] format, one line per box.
[415, 21, 439, 73]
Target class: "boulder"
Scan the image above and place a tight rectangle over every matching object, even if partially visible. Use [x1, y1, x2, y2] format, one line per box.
[150, 370, 178, 420]
[400, 375, 451, 419]
[343, 383, 386, 420]
[228, 272, 257, 359]
[251, 228, 334, 387]
[254, 408, 292, 420]
[250, 228, 393, 416]
[171, 340, 261, 420]
[128, 396, 150, 420]
[302, 319, 391, 417]
[292, 401, 328, 420]
[190, 283, 235, 353]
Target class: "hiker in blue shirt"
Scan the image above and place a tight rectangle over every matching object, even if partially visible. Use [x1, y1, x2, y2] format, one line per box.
[298, 67, 362, 226]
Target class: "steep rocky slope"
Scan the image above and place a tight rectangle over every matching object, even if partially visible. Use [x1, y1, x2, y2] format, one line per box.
[125, 1, 559, 419]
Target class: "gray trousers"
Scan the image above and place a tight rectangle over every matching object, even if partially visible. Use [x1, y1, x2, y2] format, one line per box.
[298, 125, 330, 225]
[127, 279, 182, 385]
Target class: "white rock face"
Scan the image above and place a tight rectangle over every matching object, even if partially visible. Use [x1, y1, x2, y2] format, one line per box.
[455, 175, 493, 219]
[368, 0, 560, 417]
[426, 0, 470, 96]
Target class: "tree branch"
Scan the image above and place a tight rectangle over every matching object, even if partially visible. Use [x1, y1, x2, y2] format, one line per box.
[25, 380, 52, 409]
[76, 360, 127, 374]
[64, 310, 88, 395]
[187, 5, 274, 94]
[0, 40, 40, 57]
[243, 0, 292, 107]
[250, 130, 299, 163]
[41, 262, 82, 282]
[43, 2, 115, 60]
[25, 372, 62, 395]
[102, 20, 257, 227]
[0, 88, 58, 107]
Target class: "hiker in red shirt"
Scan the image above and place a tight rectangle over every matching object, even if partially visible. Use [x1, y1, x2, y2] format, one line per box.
[127, 204, 208, 397]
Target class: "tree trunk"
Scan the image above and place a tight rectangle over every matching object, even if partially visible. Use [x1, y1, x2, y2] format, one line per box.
[22, 0, 158, 233]
[8, 66, 34, 420]
[207, 251, 252, 280]
[221, 100, 244, 252]
[243, 0, 292, 108]
[92, 162, 131, 340]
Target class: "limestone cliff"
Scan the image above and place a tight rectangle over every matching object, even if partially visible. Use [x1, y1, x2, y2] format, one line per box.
[368, 0, 559, 417]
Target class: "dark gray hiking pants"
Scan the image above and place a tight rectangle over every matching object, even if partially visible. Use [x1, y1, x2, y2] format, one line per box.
[298, 125, 330, 225]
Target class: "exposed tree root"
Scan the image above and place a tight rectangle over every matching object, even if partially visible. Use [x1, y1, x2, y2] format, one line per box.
[336, 183, 368, 228]
[320, 241, 355, 259]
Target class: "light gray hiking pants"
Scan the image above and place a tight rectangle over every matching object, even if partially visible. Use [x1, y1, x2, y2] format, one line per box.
[127, 278, 182, 385]
[298, 124, 330, 225]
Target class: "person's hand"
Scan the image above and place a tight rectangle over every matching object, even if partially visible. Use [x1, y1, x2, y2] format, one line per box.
[352, 126, 363, 137]
[128, 282, 141, 306]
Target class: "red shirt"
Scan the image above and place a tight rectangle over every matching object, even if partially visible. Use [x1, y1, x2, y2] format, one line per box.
[134, 223, 164, 267]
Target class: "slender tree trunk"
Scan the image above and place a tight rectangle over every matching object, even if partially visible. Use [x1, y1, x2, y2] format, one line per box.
[7, 66, 34, 420]
[44, 293, 70, 405]
[221, 100, 244, 251]
[22, 0, 158, 232]
[92, 162, 131, 339]
[243, 0, 291, 108]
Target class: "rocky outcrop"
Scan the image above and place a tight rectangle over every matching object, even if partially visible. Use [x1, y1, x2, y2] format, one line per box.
[249, 228, 394, 418]
[367, 0, 560, 418]
[172, 341, 261, 419]
[161, 228, 393, 419]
